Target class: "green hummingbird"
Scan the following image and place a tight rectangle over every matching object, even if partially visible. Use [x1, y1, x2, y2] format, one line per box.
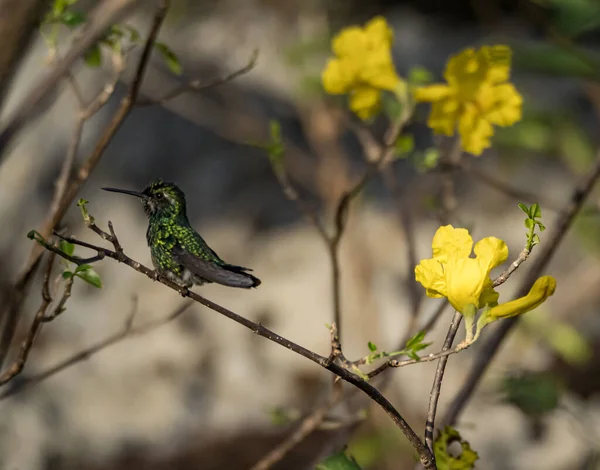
[102, 179, 261, 289]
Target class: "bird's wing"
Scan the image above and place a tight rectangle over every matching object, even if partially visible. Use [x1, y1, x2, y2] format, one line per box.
[171, 246, 260, 288]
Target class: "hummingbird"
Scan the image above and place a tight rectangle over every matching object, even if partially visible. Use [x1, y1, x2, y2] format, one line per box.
[102, 179, 261, 289]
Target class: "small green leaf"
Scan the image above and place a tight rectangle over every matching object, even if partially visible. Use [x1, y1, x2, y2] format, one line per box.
[394, 134, 415, 157]
[62, 271, 74, 279]
[316, 451, 362, 470]
[525, 218, 534, 229]
[408, 65, 434, 85]
[421, 147, 441, 170]
[77, 198, 95, 224]
[75, 269, 102, 288]
[407, 351, 420, 361]
[434, 426, 479, 470]
[125, 25, 141, 43]
[61, 10, 86, 27]
[531, 203, 542, 218]
[405, 330, 426, 349]
[75, 264, 92, 273]
[517, 202, 529, 214]
[154, 42, 182, 75]
[83, 44, 102, 67]
[536, 220, 546, 231]
[53, 0, 77, 16]
[59, 240, 75, 257]
[367, 341, 377, 352]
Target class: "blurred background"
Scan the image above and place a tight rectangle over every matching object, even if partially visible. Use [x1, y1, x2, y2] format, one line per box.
[0, 0, 600, 469]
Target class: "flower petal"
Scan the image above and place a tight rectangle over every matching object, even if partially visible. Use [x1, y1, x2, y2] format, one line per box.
[415, 259, 447, 298]
[480, 45, 512, 83]
[414, 84, 453, 102]
[458, 103, 494, 155]
[487, 275, 557, 320]
[349, 86, 381, 120]
[364, 16, 394, 50]
[322, 58, 356, 94]
[427, 99, 460, 136]
[474, 236, 509, 272]
[481, 83, 523, 127]
[445, 257, 488, 313]
[332, 26, 367, 58]
[432, 225, 473, 262]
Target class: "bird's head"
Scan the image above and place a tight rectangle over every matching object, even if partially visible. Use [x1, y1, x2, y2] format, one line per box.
[102, 179, 187, 218]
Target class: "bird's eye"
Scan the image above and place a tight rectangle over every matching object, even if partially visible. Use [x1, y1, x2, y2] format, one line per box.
[156, 193, 163, 199]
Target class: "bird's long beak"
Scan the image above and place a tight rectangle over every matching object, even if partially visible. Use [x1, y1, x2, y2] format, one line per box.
[102, 187, 146, 199]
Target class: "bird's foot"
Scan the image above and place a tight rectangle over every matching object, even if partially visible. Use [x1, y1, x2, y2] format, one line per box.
[178, 286, 190, 297]
[151, 271, 161, 282]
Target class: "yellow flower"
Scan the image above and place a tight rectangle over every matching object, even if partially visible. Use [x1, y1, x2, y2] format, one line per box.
[415, 225, 506, 314]
[322, 16, 402, 120]
[416, 225, 557, 339]
[414, 45, 523, 155]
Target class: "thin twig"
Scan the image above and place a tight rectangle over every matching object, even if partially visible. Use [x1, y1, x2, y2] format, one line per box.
[136, 49, 259, 106]
[30, 223, 435, 469]
[0, 0, 171, 368]
[424, 311, 462, 456]
[250, 327, 346, 470]
[0, 300, 193, 399]
[0, 0, 141, 158]
[0, 252, 55, 385]
[443, 149, 600, 427]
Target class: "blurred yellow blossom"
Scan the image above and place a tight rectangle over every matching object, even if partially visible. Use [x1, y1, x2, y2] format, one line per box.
[415, 225, 556, 341]
[414, 45, 522, 155]
[322, 16, 402, 120]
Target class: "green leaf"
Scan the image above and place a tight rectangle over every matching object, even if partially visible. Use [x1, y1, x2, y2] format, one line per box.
[421, 147, 441, 170]
[75, 264, 92, 273]
[434, 426, 479, 470]
[53, 0, 78, 16]
[382, 91, 404, 121]
[62, 271, 74, 279]
[61, 10, 86, 27]
[531, 203, 542, 219]
[502, 372, 560, 417]
[266, 120, 285, 168]
[367, 341, 377, 352]
[59, 240, 75, 257]
[408, 65, 434, 85]
[316, 451, 362, 470]
[394, 134, 415, 157]
[524, 218, 533, 229]
[125, 25, 141, 43]
[405, 330, 426, 349]
[517, 202, 529, 214]
[83, 44, 102, 67]
[75, 269, 102, 288]
[154, 42, 182, 75]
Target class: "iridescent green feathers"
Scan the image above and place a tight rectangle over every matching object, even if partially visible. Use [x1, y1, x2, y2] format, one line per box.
[102, 179, 261, 289]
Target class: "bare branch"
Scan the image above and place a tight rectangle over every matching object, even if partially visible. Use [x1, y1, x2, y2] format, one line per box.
[424, 311, 462, 455]
[137, 49, 259, 106]
[0, 252, 55, 385]
[0, 300, 193, 399]
[29, 222, 435, 469]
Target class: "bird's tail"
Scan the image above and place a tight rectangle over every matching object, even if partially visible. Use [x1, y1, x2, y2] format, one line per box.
[222, 264, 261, 288]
